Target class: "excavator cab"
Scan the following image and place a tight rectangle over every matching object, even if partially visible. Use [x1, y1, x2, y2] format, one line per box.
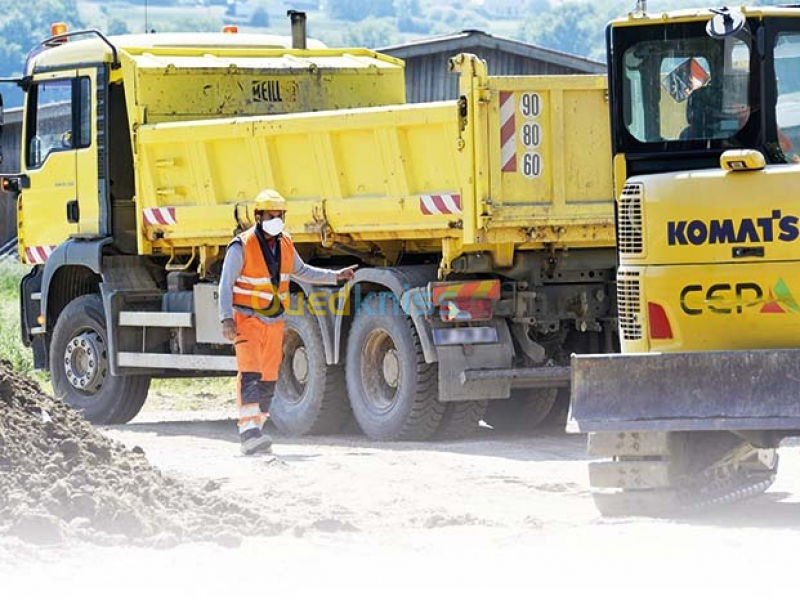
[570, 7, 800, 515]
[573, 7, 800, 429]
[610, 10, 758, 175]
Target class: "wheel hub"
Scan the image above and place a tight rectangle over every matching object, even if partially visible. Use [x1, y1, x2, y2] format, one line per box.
[64, 331, 107, 393]
[292, 346, 309, 385]
[382, 349, 400, 388]
[361, 329, 401, 413]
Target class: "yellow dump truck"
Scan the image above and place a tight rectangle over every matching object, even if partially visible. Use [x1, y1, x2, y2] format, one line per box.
[6, 16, 616, 440]
[569, 5, 800, 513]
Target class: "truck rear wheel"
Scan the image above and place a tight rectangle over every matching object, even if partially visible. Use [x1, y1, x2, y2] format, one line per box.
[484, 388, 557, 431]
[50, 294, 150, 424]
[272, 311, 350, 435]
[434, 401, 487, 439]
[345, 296, 444, 441]
[588, 431, 778, 516]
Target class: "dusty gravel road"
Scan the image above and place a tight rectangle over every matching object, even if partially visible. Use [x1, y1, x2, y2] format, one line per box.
[4, 405, 800, 600]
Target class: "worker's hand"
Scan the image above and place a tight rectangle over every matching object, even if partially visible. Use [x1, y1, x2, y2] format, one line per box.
[336, 264, 359, 283]
[222, 318, 237, 342]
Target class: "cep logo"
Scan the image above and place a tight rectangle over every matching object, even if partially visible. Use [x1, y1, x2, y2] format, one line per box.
[680, 282, 763, 315]
[667, 211, 800, 246]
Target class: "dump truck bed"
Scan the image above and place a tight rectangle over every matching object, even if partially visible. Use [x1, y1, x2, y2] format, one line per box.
[134, 59, 614, 267]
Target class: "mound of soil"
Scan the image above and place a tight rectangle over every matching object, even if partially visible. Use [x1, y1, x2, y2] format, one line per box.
[0, 362, 281, 547]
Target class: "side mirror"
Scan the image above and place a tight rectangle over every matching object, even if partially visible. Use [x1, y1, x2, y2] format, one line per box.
[706, 8, 746, 39]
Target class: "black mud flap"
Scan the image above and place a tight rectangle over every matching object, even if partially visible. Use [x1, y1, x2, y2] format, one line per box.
[568, 350, 800, 433]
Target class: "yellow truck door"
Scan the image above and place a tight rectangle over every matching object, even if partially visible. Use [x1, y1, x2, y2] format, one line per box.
[19, 70, 96, 264]
[75, 67, 101, 237]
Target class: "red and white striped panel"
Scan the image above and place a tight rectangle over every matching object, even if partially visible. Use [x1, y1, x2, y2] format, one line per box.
[142, 207, 177, 226]
[25, 245, 57, 265]
[420, 194, 462, 216]
[499, 91, 516, 172]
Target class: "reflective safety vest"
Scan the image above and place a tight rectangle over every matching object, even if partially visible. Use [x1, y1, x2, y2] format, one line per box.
[231, 227, 294, 316]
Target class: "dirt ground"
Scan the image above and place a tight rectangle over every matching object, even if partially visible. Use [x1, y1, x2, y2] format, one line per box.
[3, 397, 800, 600]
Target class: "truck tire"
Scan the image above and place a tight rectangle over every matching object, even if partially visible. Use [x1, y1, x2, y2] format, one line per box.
[588, 431, 778, 516]
[345, 296, 444, 441]
[484, 388, 557, 431]
[434, 401, 487, 440]
[272, 311, 350, 435]
[50, 294, 150, 424]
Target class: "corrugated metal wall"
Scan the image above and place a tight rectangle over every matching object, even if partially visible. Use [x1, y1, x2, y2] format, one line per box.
[399, 49, 599, 103]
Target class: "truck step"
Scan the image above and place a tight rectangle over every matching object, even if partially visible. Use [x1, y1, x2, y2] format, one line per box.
[117, 352, 236, 371]
[119, 311, 193, 328]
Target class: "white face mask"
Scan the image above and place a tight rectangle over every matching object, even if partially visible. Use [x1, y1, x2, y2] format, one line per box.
[261, 217, 284, 237]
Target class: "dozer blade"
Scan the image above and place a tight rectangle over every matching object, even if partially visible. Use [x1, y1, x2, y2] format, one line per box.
[568, 349, 800, 433]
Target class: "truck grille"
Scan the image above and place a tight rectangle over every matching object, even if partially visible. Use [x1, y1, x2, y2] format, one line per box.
[617, 271, 642, 341]
[618, 182, 643, 255]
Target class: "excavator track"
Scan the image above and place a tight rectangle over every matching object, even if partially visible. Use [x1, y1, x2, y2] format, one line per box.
[588, 431, 778, 517]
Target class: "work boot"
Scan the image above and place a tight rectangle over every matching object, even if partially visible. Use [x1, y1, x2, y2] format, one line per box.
[240, 428, 273, 456]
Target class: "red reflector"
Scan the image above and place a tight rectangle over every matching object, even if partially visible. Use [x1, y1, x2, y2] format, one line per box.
[222, 25, 239, 33]
[441, 298, 493, 322]
[430, 279, 500, 306]
[648, 302, 673, 340]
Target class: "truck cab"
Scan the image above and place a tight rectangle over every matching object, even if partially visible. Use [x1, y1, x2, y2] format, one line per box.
[9, 24, 408, 423]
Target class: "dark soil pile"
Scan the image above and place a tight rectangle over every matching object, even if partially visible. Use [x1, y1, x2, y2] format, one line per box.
[0, 361, 281, 547]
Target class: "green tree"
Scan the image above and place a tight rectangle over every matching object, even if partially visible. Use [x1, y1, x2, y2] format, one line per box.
[172, 14, 224, 32]
[343, 18, 397, 48]
[250, 7, 270, 27]
[517, 0, 766, 60]
[518, 2, 604, 60]
[397, 15, 429, 34]
[396, 0, 428, 34]
[427, 7, 488, 35]
[526, 0, 551, 12]
[328, 0, 395, 22]
[107, 17, 130, 36]
[394, 0, 420, 17]
[0, 0, 86, 106]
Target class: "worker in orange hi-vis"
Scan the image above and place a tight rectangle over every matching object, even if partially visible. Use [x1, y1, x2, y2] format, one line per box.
[219, 189, 357, 455]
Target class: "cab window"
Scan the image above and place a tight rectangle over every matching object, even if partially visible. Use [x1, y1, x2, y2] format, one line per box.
[26, 77, 91, 168]
[622, 35, 751, 143]
[774, 32, 800, 162]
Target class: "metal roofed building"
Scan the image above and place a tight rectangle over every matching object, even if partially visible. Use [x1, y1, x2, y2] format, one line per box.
[378, 30, 605, 103]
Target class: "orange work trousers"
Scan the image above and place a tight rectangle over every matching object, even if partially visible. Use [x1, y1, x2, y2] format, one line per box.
[233, 312, 285, 434]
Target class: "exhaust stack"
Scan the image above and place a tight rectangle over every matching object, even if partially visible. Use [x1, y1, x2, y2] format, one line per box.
[288, 11, 307, 50]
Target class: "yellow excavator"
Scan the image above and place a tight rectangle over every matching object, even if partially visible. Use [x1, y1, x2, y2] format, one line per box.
[569, 4, 800, 514]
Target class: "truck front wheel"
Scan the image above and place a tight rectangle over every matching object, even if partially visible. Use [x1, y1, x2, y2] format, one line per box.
[50, 294, 150, 424]
[345, 296, 444, 440]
